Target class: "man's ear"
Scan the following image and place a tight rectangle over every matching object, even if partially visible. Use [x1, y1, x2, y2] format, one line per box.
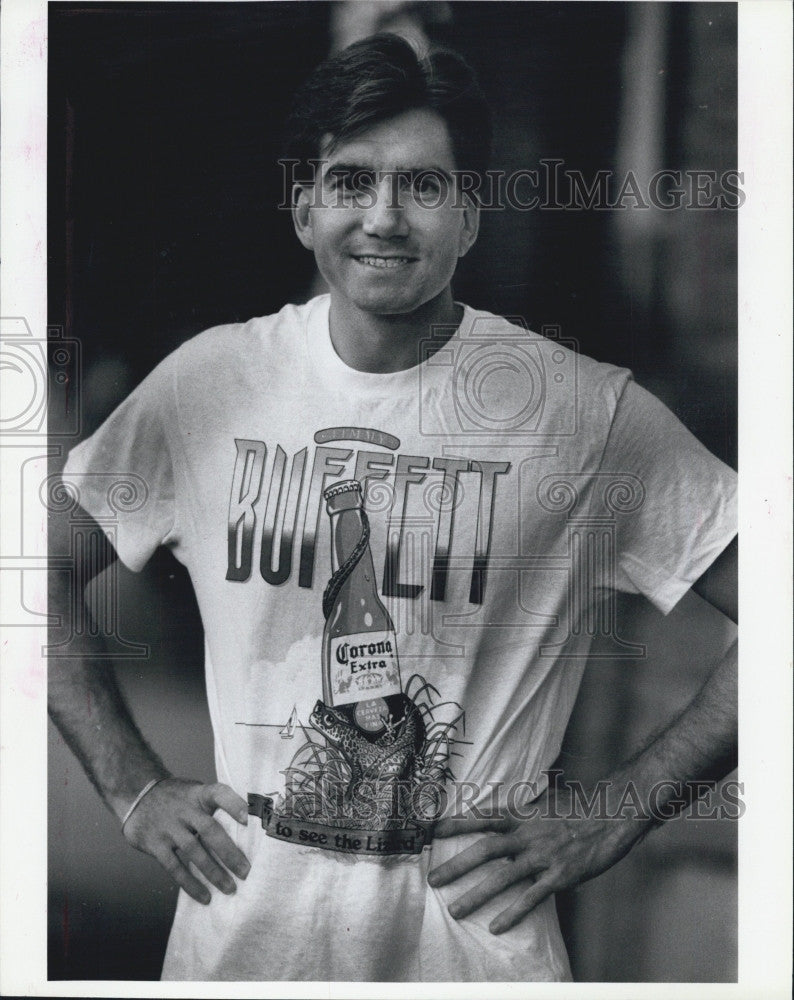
[292, 183, 315, 251]
[457, 192, 480, 259]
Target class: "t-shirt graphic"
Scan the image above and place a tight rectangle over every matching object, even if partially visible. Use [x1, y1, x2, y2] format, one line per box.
[247, 476, 465, 857]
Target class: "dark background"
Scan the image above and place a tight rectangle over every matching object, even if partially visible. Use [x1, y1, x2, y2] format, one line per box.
[48, 1, 738, 982]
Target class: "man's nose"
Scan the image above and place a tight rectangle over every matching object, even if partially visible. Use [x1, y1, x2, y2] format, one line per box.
[361, 178, 409, 239]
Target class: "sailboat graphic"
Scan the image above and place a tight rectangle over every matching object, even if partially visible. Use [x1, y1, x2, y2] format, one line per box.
[279, 705, 299, 739]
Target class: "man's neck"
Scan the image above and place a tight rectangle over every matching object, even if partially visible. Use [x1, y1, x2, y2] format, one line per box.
[328, 291, 462, 374]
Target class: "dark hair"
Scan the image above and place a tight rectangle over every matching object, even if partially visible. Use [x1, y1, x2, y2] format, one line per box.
[284, 33, 492, 182]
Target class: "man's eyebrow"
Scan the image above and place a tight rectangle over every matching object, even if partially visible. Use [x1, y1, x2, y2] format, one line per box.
[322, 162, 455, 182]
[322, 162, 375, 179]
[407, 166, 455, 183]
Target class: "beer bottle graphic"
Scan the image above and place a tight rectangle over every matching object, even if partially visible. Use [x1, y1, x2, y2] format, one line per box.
[321, 480, 405, 735]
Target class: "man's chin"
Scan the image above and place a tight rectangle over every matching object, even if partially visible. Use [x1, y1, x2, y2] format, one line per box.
[349, 292, 425, 317]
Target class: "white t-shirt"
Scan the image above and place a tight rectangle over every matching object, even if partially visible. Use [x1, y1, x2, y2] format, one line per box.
[64, 295, 737, 981]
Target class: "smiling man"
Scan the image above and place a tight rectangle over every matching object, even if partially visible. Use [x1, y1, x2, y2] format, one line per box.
[294, 106, 478, 373]
[50, 34, 738, 982]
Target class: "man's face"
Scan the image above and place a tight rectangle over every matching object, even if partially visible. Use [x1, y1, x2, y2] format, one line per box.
[293, 108, 479, 317]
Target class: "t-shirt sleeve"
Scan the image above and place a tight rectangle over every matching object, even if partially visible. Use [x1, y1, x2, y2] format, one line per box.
[597, 377, 737, 615]
[62, 349, 184, 572]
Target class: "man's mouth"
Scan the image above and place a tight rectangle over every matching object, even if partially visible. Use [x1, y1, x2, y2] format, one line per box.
[352, 255, 416, 269]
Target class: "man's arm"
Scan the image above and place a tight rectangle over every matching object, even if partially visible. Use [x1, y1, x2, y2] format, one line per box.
[48, 497, 251, 905]
[427, 536, 738, 934]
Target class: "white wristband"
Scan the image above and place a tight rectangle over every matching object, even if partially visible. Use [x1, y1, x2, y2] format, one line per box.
[120, 778, 166, 832]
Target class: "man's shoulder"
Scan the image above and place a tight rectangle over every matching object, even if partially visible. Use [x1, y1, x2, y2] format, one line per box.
[175, 297, 323, 368]
[456, 303, 633, 421]
[461, 304, 624, 370]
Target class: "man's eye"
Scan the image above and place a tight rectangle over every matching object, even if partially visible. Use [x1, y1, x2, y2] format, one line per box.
[412, 173, 445, 200]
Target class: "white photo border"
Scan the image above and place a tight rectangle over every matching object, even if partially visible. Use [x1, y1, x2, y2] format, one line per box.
[0, 1, 791, 996]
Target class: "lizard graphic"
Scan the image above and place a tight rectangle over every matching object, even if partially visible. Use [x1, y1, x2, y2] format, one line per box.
[309, 699, 425, 783]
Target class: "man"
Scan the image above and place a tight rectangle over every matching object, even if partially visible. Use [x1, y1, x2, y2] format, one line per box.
[50, 34, 737, 981]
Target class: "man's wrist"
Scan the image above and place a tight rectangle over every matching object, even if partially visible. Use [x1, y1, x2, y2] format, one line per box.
[120, 777, 168, 830]
[107, 764, 172, 822]
[549, 775, 657, 844]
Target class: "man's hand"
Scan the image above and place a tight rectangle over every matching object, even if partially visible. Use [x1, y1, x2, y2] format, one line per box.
[429, 548, 737, 933]
[429, 538, 738, 933]
[427, 790, 641, 935]
[122, 778, 251, 905]
[48, 497, 252, 906]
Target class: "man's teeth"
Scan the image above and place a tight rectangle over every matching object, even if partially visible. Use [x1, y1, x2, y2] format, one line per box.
[356, 256, 411, 268]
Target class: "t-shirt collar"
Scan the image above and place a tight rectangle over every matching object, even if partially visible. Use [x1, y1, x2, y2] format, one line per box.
[304, 294, 470, 395]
